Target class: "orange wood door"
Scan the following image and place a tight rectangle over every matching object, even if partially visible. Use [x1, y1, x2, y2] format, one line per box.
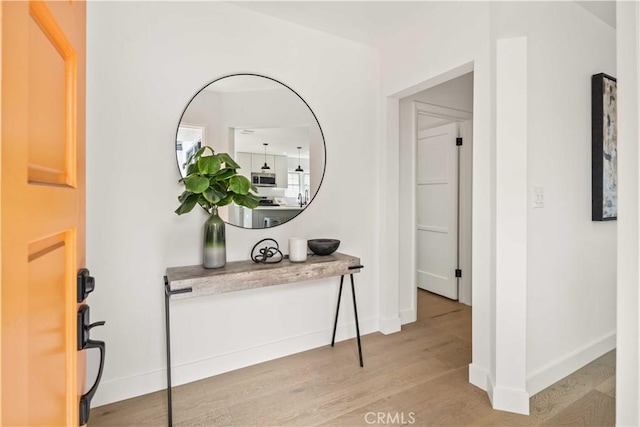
[1, 0, 86, 425]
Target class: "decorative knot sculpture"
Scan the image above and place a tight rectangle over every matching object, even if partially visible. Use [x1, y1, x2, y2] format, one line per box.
[251, 238, 283, 264]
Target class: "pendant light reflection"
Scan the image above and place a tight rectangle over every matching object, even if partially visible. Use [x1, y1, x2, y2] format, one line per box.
[295, 146, 304, 172]
[261, 143, 271, 170]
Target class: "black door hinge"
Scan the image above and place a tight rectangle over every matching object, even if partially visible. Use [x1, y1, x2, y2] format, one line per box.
[455, 269, 462, 278]
[456, 137, 463, 146]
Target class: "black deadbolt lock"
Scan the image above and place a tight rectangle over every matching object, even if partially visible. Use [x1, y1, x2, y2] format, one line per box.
[77, 268, 95, 303]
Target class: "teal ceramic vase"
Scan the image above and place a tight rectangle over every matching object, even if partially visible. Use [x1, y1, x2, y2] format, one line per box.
[203, 206, 226, 268]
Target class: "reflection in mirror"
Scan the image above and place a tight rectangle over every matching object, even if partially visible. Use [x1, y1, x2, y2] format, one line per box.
[176, 125, 204, 177]
[176, 74, 325, 229]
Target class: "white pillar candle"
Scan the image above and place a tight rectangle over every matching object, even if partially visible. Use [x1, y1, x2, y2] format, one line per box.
[289, 238, 307, 263]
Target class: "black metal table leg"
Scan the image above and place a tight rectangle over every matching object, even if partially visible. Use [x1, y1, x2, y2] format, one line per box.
[331, 266, 364, 367]
[164, 277, 173, 427]
[164, 278, 193, 427]
[350, 273, 363, 367]
[331, 275, 345, 347]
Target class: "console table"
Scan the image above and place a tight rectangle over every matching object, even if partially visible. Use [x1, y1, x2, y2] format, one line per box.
[163, 252, 364, 426]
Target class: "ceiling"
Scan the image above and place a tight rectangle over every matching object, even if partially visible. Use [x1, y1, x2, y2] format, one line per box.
[230, 1, 439, 48]
[231, 1, 616, 49]
[235, 126, 310, 158]
[575, 1, 616, 28]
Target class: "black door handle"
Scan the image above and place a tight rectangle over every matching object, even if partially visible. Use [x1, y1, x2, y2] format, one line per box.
[77, 304, 106, 425]
[79, 338, 105, 425]
[77, 305, 101, 350]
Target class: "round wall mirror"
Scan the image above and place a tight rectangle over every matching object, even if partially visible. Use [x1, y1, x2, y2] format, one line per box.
[176, 74, 326, 229]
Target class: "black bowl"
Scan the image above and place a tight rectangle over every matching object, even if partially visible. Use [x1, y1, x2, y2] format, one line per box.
[308, 239, 340, 256]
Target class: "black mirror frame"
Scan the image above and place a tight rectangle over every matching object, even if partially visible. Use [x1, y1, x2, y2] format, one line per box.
[175, 73, 327, 229]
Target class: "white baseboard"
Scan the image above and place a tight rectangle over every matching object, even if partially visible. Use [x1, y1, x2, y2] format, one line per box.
[92, 316, 378, 408]
[468, 332, 616, 416]
[526, 331, 616, 396]
[485, 370, 529, 415]
[492, 385, 530, 415]
[486, 373, 495, 406]
[468, 363, 489, 391]
[399, 308, 416, 325]
[378, 316, 402, 334]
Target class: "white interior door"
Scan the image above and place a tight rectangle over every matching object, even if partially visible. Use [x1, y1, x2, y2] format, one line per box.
[416, 122, 459, 300]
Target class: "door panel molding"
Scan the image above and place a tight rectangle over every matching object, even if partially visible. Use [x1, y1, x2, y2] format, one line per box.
[28, 1, 77, 187]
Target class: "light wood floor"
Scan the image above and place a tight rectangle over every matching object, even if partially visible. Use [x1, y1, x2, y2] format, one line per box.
[90, 290, 615, 426]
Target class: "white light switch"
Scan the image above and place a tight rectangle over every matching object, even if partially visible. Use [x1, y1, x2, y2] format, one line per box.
[533, 187, 544, 208]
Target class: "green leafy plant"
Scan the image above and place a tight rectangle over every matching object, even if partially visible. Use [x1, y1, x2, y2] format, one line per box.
[176, 146, 261, 215]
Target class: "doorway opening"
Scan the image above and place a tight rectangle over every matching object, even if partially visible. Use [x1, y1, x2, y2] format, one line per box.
[398, 71, 474, 323]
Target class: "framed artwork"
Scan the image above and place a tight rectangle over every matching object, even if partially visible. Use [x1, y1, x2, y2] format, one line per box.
[592, 73, 617, 221]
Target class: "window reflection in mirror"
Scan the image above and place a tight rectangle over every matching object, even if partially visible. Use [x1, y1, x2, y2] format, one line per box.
[176, 125, 204, 177]
[175, 74, 326, 229]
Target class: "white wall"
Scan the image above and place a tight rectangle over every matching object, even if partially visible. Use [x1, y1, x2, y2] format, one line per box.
[397, 72, 474, 323]
[491, 2, 617, 396]
[494, 35, 529, 414]
[616, 1, 640, 424]
[379, 0, 616, 413]
[86, 1, 379, 406]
